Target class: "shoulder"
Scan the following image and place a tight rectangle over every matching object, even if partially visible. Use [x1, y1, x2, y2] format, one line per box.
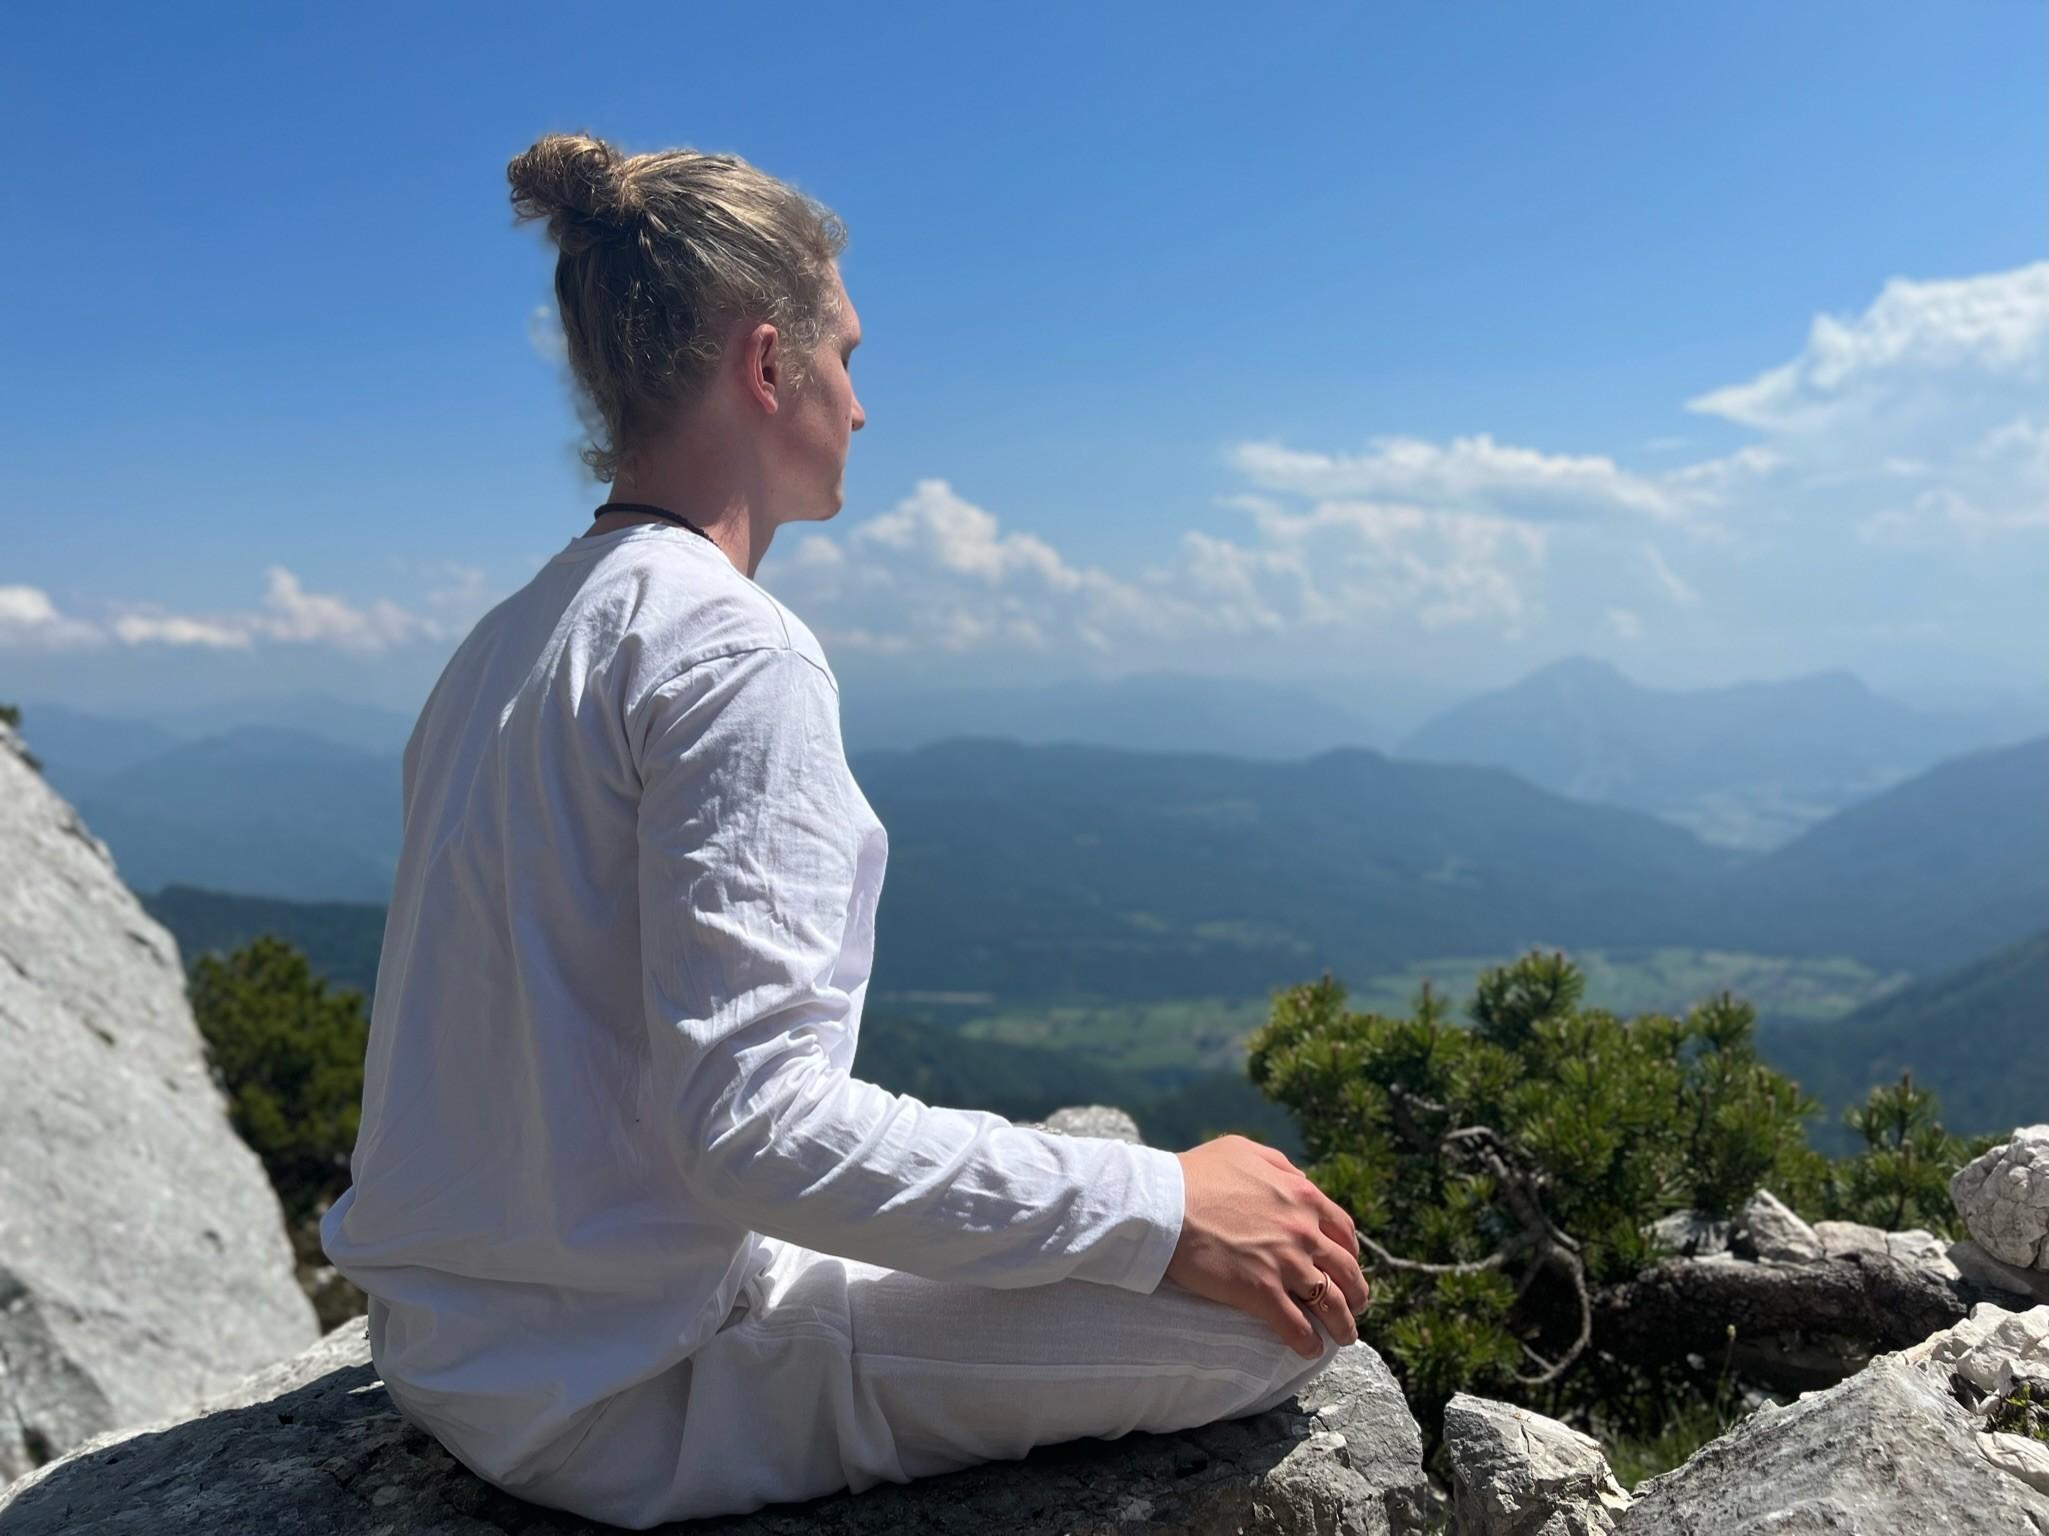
[598, 537, 840, 694]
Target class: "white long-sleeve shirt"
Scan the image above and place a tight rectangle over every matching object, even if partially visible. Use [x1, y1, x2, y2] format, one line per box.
[320, 522, 1186, 1488]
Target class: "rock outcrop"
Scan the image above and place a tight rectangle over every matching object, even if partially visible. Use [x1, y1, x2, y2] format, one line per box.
[0, 1315, 1430, 1534]
[1441, 1393, 1630, 1536]
[1446, 1306, 2049, 1535]
[0, 720, 317, 1482]
[1022, 1104, 1145, 1143]
[1606, 1187, 1974, 1390]
[1955, 1127, 2049, 1270]
[1614, 1304, 2049, 1533]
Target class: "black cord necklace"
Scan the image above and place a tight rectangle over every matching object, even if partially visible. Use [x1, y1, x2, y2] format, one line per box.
[591, 501, 716, 546]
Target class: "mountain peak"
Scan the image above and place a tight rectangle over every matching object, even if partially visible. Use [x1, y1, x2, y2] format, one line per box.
[1520, 655, 1635, 693]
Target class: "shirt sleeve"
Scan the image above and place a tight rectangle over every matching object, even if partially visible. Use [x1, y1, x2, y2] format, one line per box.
[633, 644, 1185, 1292]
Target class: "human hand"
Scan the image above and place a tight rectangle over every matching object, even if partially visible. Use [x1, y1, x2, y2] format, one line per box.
[1165, 1134, 1371, 1359]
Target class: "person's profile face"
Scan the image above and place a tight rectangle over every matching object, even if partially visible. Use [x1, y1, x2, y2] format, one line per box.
[789, 265, 865, 519]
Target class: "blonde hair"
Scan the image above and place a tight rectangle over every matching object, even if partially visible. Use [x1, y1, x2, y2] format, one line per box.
[507, 132, 848, 482]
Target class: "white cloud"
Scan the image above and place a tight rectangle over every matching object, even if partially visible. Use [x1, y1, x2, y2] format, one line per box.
[1643, 544, 1700, 607]
[527, 304, 569, 365]
[1604, 608, 1644, 640]
[1857, 486, 2049, 550]
[1230, 433, 1688, 524]
[0, 585, 106, 649]
[1217, 497, 1546, 632]
[767, 478, 1546, 661]
[4, 566, 486, 656]
[789, 479, 1193, 655]
[242, 567, 432, 651]
[1687, 264, 2049, 433]
[111, 612, 249, 648]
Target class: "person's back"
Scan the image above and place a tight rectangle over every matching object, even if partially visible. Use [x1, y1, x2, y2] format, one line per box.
[323, 523, 842, 1484]
[322, 129, 1370, 1529]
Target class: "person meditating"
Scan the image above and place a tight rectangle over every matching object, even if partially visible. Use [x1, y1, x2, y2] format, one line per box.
[320, 130, 1370, 1529]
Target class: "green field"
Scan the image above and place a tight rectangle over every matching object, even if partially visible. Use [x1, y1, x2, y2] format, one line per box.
[920, 947, 1909, 1084]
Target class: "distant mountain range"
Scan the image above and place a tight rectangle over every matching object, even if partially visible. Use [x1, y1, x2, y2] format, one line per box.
[31, 662, 2040, 857]
[1398, 656, 2042, 848]
[15, 684, 2047, 989]
[73, 725, 402, 903]
[842, 671, 1387, 760]
[855, 738, 1732, 999]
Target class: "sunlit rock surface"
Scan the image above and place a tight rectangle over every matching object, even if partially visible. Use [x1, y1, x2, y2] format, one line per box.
[1954, 1127, 2049, 1271]
[0, 720, 317, 1483]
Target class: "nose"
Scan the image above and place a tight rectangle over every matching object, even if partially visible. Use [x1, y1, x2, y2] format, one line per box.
[851, 394, 866, 433]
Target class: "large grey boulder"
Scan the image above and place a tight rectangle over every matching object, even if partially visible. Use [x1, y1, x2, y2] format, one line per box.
[0, 721, 317, 1482]
[1441, 1394, 1630, 1536]
[1614, 1304, 2049, 1533]
[1953, 1127, 2049, 1271]
[0, 1316, 1430, 1534]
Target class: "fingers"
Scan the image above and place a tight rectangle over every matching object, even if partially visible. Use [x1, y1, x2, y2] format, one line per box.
[1309, 1184, 1358, 1255]
[1257, 1279, 1323, 1360]
[1285, 1256, 1358, 1346]
[1314, 1235, 1372, 1316]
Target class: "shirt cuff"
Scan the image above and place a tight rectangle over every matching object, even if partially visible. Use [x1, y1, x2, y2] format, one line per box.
[1107, 1144, 1186, 1294]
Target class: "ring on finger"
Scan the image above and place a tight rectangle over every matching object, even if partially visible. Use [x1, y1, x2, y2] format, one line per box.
[1294, 1275, 1330, 1308]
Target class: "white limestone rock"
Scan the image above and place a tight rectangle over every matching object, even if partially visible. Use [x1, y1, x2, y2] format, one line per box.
[0, 720, 318, 1482]
[1027, 1104, 1146, 1143]
[1953, 1238, 2049, 1305]
[1953, 1127, 2049, 1270]
[1909, 1301, 2049, 1405]
[1731, 1189, 1825, 1265]
[1981, 1433, 2049, 1499]
[1617, 1305, 2049, 1533]
[1442, 1393, 1630, 1535]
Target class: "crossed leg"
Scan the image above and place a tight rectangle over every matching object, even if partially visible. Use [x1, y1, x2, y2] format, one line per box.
[516, 1236, 1343, 1529]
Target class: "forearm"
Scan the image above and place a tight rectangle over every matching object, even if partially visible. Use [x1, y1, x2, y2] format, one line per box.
[679, 1053, 1185, 1292]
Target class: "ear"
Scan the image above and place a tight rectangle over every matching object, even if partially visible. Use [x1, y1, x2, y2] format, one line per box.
[736, 321, 782, 417]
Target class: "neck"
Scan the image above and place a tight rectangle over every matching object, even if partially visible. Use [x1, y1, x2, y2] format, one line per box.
[591, 430, 774, 579]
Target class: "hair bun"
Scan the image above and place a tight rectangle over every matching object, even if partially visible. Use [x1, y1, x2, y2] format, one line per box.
[508, 132, 628, 252]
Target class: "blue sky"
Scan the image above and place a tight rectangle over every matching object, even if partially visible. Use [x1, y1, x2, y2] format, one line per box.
[2, 1, 2044, 719]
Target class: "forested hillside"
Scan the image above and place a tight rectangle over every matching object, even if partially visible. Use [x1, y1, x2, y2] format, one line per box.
[1707, 737, 2049, 975]
[1758, 930, 2049, 1147]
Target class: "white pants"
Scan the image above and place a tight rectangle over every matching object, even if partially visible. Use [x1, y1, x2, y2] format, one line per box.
[508, 1236, 1343, 1529]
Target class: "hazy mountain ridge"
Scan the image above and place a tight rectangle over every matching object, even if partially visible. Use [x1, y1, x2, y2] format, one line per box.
[1709, 736, 2049, 975]
[1758, 930, 2049, 1149]
[842, 670, 1387, 759]
[15, 688, 2046, 993]
[78, 726, 402, 903]
[1398, 656, 2043, 849]
[854, 737, 1732, 999]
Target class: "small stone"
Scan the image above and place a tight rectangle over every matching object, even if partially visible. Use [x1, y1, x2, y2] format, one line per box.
[1731, 1191, 1824, 1266]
